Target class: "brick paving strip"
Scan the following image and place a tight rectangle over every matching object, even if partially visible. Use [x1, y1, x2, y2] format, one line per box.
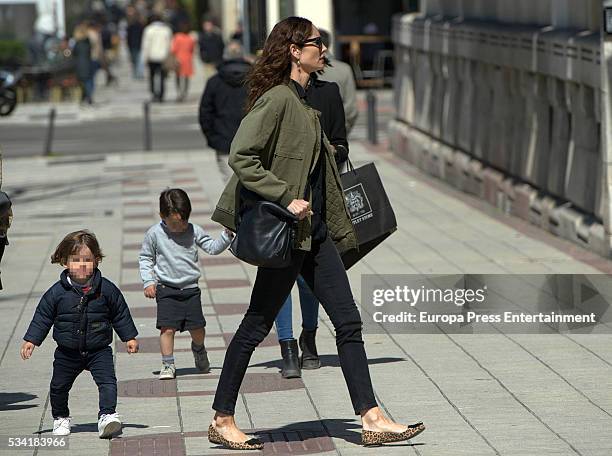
[111, 430, 335, 456]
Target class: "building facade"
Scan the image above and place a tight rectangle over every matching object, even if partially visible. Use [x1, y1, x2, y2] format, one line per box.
[389, 0, 612, 256]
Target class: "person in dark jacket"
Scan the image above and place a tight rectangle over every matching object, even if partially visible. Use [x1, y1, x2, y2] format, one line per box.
[72, 23, 94, 105]
[198, 17, 225, 79]
[20, 230, 139, 439]
[273, 61, 350, 379]
[126, 5, 145, 79]
[198, 41, 251, 177]
[307, 71, 349, 164]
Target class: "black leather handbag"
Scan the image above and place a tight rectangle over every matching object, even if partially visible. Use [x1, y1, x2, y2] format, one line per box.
[230, 199, 299, 268]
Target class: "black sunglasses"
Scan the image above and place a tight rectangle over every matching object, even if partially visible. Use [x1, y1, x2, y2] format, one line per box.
[300, 36, 323, 49]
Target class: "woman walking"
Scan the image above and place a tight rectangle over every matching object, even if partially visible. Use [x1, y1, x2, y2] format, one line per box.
[274, 60, 351, 378]
[208, 16, 425, 451]
[171, 21, 196, 102]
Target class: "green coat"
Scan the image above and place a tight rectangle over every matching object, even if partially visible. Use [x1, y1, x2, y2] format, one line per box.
[211, 82, 357, 254]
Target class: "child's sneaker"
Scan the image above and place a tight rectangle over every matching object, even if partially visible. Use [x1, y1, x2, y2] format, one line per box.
[52, 417, 71, 436]
[192, 342, 210, 373]
[159, 362, 176, 380]
[98, 413, 122, 439]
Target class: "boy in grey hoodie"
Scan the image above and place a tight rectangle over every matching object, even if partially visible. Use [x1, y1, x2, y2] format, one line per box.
[139, 188, 233, 379]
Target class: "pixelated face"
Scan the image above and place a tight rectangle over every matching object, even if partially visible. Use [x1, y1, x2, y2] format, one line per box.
[162, 212, 189, 233]
[66, 245, 96, 281]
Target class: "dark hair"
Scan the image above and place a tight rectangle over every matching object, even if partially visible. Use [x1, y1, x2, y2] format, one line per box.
[179, 21, 190, 34]
[159, 188, 192, 220]
[319, 29, 331, 49]
[51, 230, 104, 265]
[245, 16, 313, 112]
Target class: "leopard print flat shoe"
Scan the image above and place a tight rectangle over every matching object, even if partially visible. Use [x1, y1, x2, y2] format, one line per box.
[208, 424, 264, 450]
[362, 421, 425, 446]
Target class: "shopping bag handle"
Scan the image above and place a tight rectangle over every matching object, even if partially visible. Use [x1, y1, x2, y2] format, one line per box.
[344, 157, 356, 174]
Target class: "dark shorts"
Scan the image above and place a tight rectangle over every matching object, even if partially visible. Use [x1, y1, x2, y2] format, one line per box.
[156, 284, 205, 331]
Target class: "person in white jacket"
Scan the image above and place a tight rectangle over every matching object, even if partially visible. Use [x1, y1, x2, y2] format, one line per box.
[141, 15, 172, 102]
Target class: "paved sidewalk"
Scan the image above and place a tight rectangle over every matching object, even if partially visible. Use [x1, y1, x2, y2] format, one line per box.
[1, 128, 612, 456]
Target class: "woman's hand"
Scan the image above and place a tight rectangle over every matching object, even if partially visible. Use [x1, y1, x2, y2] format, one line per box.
[287, 199, 313, 220]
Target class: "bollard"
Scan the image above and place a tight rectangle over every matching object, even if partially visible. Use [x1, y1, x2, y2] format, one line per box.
[143, 101, 152, 151]
[366, 90, 378, 144]
[44, 108, 56, 156]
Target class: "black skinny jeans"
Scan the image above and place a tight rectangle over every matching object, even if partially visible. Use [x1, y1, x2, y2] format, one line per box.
[213, 233, 377, 415]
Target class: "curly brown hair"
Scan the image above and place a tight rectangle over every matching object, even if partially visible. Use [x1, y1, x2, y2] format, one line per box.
[51, 230, 104, 266]
[245, 16, 314, 112]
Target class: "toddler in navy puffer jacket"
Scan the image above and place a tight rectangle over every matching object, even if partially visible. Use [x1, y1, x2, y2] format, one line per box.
[21, 230, 139, 439]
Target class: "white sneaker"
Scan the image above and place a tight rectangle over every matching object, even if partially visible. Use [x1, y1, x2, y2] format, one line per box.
[98, 413, 122, 439]
[52, 417, 71, 436]
[159, 363, 176, 380]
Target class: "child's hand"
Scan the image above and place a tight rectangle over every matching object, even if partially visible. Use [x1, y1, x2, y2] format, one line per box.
[126, 339, 139, 354]
[144, 285, 156, 299]
[20, 341, 35, 360]
[224, 228, 235, 239]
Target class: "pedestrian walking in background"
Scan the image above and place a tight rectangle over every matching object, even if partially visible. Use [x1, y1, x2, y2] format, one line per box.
[139, 189, 233, 380]
[273, 59, 350, 379]
[100, 19, 119, 86]
[317, 29, 358, 134]
[126, 5, 145, 79]
[207, 16, 425, 451]
[72, 23, 95, 105]
[141, 14, 172, 102]
[171, 21, 196, 102]
[230, 21, 243, 41]
[134, 0, 148, 19]
[198, 17, 224, 79]
[169, 3, 190, 34]
[20, 230, 139, 439]
[308, 62, 350, 165]
[86, 21, 104, 100]
[198, 41, 251, 177]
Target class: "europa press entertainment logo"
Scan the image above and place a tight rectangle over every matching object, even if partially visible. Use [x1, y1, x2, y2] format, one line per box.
[344, 183, 373, 224]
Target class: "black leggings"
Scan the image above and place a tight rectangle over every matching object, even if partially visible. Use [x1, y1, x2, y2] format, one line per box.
[212, 233, 377, 415]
